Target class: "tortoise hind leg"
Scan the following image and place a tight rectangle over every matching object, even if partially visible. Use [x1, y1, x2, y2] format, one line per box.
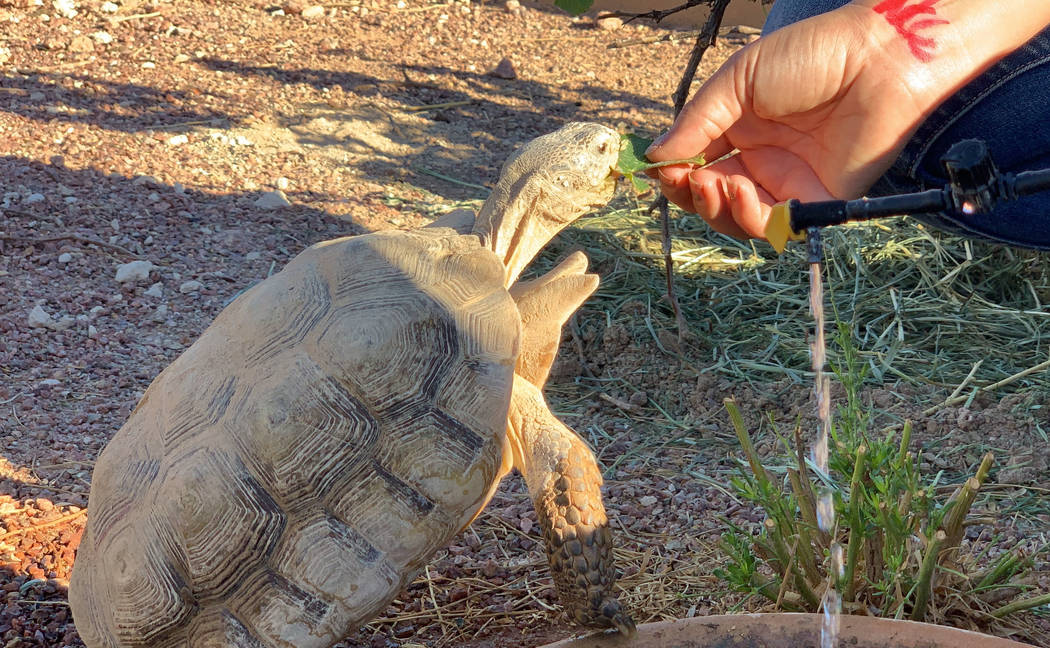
[507, 375, 635, 636]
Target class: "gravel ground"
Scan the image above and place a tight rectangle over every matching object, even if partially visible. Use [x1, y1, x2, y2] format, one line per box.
[0, 1, 1046, 647]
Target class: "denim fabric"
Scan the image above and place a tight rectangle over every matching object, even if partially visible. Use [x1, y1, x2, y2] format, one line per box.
[760, 1, 1050, 249]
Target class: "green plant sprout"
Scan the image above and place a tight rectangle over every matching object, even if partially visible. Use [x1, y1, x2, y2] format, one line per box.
[716, 321, 1048, 630]
[617, 133, 705, 194]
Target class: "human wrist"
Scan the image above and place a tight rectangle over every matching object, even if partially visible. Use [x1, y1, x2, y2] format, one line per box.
[847, 0, 1050, 106]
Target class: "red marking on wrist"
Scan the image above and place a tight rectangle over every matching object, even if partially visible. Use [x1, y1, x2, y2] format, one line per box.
[873, 0, 949, 62]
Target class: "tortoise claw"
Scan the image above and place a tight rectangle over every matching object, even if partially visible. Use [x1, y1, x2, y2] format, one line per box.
[598, 597, 636, 638]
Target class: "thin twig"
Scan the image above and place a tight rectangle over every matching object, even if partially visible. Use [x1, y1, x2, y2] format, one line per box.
[598, 392, 641, 413]
[923, 357, 1050, 415]
[400, 100, 475, 113]
[607, 32, 694, 49]
[108, 10, 165, 24]
[0, 509, 86, 543]
[651, 0, 732, 344]
[602, 0, 712, 25]
[0, 233, 141, 259]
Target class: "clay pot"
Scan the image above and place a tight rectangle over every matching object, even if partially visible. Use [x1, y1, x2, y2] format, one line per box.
[541, 613, 1037, 648]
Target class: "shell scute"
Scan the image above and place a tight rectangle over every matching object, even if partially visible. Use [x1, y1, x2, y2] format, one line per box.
[157, 448, 286, 601]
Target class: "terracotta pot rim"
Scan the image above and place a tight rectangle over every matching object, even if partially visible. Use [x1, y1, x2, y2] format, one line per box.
[539, 612, 1038, 648]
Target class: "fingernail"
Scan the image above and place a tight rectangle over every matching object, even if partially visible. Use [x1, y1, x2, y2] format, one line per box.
[692, 192, 707, 218]
[720, 176, 734, 201]
[645, 131, 669, 155]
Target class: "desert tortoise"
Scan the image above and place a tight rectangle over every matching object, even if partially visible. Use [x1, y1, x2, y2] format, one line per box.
[70, 122, 634, 647]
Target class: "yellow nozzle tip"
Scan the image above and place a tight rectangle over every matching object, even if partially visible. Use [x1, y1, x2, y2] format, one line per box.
[765, 202, 806, 254]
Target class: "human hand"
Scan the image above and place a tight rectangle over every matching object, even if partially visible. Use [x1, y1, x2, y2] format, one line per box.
[646, 0, 1043, 240]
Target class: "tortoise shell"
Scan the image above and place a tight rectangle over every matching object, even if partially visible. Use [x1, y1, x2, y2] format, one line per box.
[70, 228, 521, 647]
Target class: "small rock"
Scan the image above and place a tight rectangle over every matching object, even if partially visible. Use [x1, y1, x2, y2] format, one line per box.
[28, 305, 53, 328]
[481, 558, 500, 578]
[35, 498, 55, 512]
[275, 176, 290, 190]
[179, 280, 203, 294]
[733, 25, 762, 35]
[57, 252, 72, 263]
[53, 0, 77, 19]
[67, 35, 94, 53]
[114, 260, 154, 283]
[595, 12, 623, 31]
[628, 391, 648, 407]
[283, 0, 307, 14]
[92, 31, 114, 45]
[87, 324, 98, 338]
[167, 133, 188, 146]
[100, 1, 118, 12]
[24, 193, 45, 204]
[638, 495, 659, 508]
[53, 316, 75, 331]
[29, 91, 46, 102]
[132, 175, 162, 187]
[152, 304, 168, 322]
[144, 282, 164, 298]
[301, 4, 324, 20]
[488, 57, 517, 80]
[173, 53, 190, 64]
[245, 251, 262, 261]
[254, 190, 291, 210]
[504, 0, 520, 11]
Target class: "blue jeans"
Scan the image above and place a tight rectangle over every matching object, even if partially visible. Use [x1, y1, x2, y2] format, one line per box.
[763, 1, 1050, 250]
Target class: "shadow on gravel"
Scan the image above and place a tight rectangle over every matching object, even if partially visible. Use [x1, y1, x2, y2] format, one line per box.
[0, 154, 370, 507]
[0, 71, 241, 133]
[194, 57, 662, 200]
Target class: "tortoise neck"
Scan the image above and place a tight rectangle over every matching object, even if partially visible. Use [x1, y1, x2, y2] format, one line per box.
[472, 175, 576, 289]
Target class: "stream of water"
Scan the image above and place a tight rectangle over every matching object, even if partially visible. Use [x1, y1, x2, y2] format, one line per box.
[808, 254, 843, 648]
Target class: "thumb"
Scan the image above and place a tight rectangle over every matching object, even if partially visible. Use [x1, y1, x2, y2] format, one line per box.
[645, 49, 747, 163]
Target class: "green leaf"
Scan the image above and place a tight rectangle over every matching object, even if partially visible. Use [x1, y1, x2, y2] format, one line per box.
[617, 132, 705, 173]
[617, 133, 655, 176]
[554, 0, 593, 16]
[616, 132, 706, 195]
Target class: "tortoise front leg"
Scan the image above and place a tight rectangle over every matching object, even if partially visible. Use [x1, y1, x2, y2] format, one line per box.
[507, 375, 635, 636]
[509, 250, 596, 387]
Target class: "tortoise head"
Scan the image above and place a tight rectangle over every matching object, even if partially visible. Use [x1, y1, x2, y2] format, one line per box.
[472, 122, 620, 287]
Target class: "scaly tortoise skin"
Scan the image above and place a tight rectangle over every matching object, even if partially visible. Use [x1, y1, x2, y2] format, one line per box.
[70, 122, 634, 647]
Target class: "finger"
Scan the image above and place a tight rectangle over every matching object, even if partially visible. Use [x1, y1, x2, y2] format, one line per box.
[645, 56, 745, 163]
[653, 166, 697, 214]
[644, 135, 732, 180]
[700, 135, 734, 165]
[686, 161, 776, 240]
[725, 174, 775, 239]
[687, 169, 749, 238]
